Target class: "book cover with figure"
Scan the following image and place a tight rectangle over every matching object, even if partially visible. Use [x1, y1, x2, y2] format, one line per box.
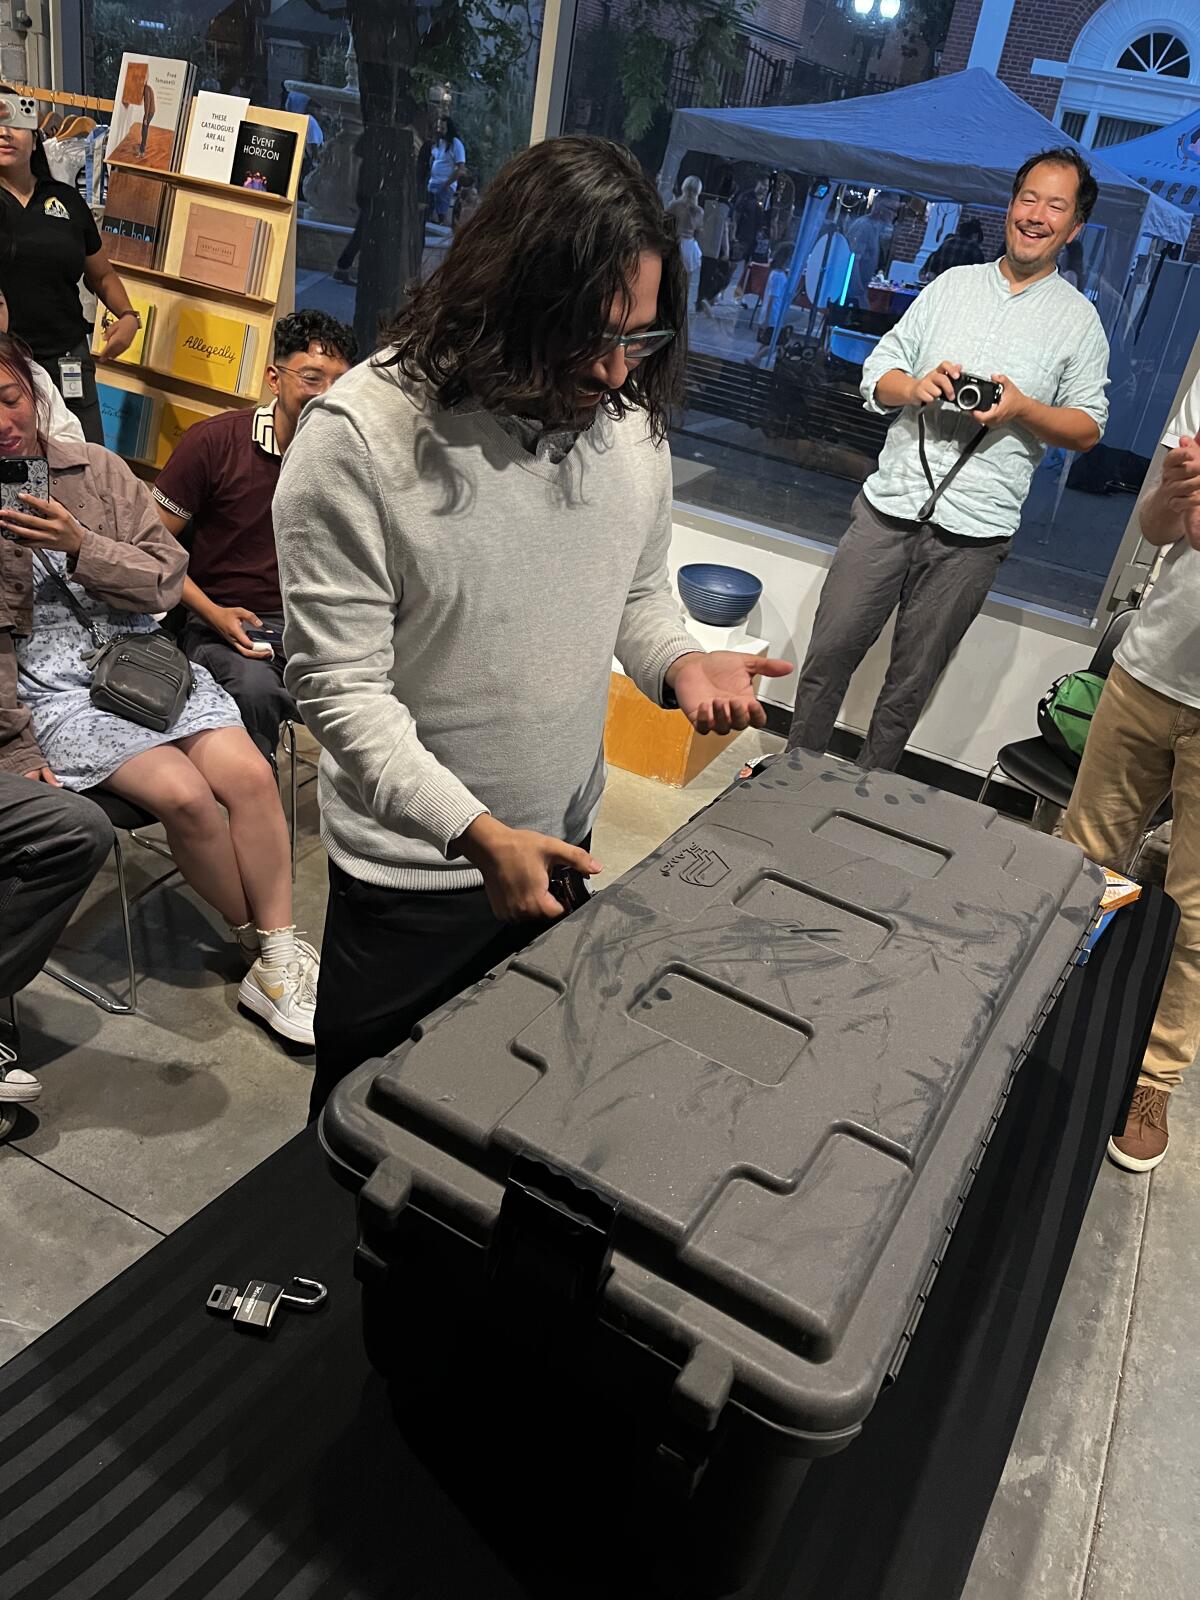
[107, 53, 196, 171]
[228, 122, 298, 198]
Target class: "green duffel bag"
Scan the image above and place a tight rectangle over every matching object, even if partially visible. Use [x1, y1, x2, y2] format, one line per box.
[1037, 669, 1106, 768]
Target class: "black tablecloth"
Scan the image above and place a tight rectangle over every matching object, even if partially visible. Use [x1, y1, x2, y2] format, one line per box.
[0, 889, 1176, 1600]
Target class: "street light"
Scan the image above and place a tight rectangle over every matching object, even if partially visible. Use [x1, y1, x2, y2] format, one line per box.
[848, 0, 904, 18]
[843, 0, 904, 93]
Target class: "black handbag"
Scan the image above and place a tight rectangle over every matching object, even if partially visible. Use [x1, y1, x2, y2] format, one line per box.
[35, 549, 193, 734]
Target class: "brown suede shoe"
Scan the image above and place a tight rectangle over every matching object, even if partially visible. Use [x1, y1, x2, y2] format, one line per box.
[1109, 1084, 1170, 1173]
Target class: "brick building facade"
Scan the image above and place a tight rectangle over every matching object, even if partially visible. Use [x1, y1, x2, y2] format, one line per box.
[938, 0, 1200, 258]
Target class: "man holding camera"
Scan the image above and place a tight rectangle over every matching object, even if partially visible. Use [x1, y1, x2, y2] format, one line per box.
[788, 148, 1110, 772]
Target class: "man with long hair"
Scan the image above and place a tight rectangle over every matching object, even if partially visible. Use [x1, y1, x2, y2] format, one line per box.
[274, 136, 792, 1118]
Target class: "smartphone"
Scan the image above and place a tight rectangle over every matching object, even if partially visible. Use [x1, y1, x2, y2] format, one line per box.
[245, 624, 285, 659]
[0, 456, 49, 538]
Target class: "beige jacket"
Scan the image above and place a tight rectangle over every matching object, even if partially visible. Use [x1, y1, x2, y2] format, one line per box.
[0, 438, 187, 773]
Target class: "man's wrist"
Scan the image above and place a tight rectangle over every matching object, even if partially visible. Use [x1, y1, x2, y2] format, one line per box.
[454, 811, 503, 864]
[664, 651, 703, 692]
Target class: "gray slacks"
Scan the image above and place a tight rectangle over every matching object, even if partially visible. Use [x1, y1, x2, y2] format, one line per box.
[787, 493, 1010, 772]
[0, 776, 112, 997]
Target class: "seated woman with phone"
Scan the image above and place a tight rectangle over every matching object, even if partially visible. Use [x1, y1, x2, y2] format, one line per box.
[0, 335, 319, 1046]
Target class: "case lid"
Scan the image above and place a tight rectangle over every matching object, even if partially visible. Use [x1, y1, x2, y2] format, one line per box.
[324, 755, 1101, 1448]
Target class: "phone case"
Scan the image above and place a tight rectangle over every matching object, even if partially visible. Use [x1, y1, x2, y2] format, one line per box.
[0, 458, 49, 514]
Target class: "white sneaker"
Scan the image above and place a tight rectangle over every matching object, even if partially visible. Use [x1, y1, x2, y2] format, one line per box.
[0, 1041, 41, 1103]
[238, 947, 319, 1046]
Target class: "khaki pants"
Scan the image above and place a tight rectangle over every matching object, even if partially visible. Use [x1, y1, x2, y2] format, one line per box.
[1063, 662, 1200, 1092]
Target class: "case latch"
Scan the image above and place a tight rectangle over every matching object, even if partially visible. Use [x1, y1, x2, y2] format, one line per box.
[488, 1154, 617, 1322]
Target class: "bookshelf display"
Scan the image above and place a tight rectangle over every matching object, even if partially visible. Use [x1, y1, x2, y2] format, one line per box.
[95, 100, 308, 473]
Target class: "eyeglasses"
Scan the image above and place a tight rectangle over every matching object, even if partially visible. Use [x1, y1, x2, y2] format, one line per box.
[274, 364, 336, 394]
[600, 328, 675, 364]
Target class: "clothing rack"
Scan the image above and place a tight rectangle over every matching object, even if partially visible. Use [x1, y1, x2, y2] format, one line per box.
[13, 84, 115, 114]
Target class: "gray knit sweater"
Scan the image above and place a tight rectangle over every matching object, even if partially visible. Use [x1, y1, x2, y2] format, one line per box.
[274, 357, 700, 889]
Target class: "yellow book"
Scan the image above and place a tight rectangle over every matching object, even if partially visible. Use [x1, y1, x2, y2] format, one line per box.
[170, 305, 258, 396]
[91, 293, 155, 366]
[1101, 867, 1142, 913]
[154, 401, 210, 469]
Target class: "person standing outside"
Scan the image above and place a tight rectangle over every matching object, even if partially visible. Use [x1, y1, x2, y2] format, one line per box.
[152, 309, 357, 761]
[0, 87, 139, 443]
[666, 175, 704, 312]
[788, 148, 1110, 772]
[274, 135, 793, 1118]
[1062, 372, 1200, 1172]
[427, 117, 467, 225]
[845, 192, 899, 307]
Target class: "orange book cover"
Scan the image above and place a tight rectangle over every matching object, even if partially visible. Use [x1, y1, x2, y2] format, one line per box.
[179, 202, 261, 294]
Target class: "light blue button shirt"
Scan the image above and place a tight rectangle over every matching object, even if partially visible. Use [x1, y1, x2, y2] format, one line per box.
[859, 261, 1111, 540]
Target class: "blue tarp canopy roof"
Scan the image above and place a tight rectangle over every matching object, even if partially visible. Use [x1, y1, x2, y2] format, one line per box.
[1103, 110, 1200, 217]
[661, 68, 1191, 247]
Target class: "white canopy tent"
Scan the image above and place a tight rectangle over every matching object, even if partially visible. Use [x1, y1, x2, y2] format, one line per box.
[662, 69, 1191, 335]
[1103, 109, 1200, 218]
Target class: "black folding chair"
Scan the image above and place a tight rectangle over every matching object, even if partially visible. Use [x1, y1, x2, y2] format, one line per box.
[978, 609, 1170, 863]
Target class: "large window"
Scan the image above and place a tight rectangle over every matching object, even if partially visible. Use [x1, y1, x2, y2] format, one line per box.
[82, 0, 545, 356]
[560, 1, 1200, 620]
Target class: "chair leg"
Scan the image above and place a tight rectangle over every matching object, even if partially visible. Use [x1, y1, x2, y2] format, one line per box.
[978, 764, 998, 806]
[1, 991, 18, 1053]
[282, 720, 298, 882]
[114, 835, 138, 1013]
[44, 832, 137, 1015]
[1129, 824, 1158, 877]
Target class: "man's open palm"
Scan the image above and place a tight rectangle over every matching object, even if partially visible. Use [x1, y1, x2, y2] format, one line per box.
[669, 651, 794, 735]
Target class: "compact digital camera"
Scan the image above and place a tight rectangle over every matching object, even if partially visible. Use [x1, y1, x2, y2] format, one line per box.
[947, 373, 1003, 414]
[0, 93, 39, 131]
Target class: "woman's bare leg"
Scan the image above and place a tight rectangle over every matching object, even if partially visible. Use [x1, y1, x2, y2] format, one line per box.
[177, 728, 292, 931]
[102, 744, 250, 926]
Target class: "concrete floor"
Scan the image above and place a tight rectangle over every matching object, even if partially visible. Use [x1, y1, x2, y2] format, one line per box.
[1, 729, 1194, 1598]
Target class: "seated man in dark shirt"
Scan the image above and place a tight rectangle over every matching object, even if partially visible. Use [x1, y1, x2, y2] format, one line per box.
[922, 218, 987, 280]
[153, 309, 357, 759]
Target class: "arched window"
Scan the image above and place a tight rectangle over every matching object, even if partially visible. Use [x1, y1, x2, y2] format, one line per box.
[1117, 32, 1191, 77]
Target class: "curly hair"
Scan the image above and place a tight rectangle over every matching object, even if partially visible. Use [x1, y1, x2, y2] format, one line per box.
[380, 136, 686, 442]
[273, 307, 358, 366]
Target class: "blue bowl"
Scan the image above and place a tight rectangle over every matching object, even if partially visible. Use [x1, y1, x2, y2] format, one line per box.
[678, 563, 763, 627]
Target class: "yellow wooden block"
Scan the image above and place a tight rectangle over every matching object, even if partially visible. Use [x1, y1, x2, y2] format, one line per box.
[604, 671, 745, 788]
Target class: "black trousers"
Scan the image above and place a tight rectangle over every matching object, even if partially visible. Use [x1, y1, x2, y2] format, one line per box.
[181, 614, 295, 761]
[36, 339, 104, 446]
[310, 858, 576, 1122]
[0, 775, 112, 998]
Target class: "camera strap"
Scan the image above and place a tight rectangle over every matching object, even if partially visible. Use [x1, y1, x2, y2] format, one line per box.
[917, 409, 988, 524]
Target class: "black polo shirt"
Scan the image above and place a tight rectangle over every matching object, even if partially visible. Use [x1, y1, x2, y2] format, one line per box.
[0, 177, 102, 357]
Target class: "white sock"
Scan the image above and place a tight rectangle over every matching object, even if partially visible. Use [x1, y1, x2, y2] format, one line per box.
[230, 919, 256, 943]
[258, 926, 300, 967]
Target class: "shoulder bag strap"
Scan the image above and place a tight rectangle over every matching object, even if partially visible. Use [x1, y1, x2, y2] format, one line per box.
[32, 547, 108, 656]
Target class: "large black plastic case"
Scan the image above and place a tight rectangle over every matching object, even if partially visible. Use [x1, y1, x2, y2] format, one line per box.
[322, 753, 1102, 1595]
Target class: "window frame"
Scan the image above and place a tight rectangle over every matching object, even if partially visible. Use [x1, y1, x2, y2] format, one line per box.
[532, 0, 1156, 634]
